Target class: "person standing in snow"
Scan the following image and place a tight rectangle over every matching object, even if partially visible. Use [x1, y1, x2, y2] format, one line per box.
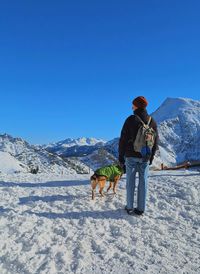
[118, 96, 158, 215]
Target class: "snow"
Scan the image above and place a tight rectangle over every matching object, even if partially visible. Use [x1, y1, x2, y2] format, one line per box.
[0, 170, 199, 274]
[0, 97, 199, 273]
[152, 97, 200, 166]
[0, 134, 89, 175]
[45, 137, 106, 149]
[0, 151, 26, 174]
[0, 134, 30, 156]
[152, 97, 200, 124]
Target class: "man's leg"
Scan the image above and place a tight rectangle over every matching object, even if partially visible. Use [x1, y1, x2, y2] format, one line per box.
[137, 161, 149, 212]
[125, 158, 137, 209]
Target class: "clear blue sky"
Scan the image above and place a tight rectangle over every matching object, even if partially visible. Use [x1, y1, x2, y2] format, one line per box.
[0, 0, 199, 144]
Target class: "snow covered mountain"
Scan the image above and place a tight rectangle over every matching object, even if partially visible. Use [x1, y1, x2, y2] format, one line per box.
[79, 97, 200, 168]
[0, 151, 27, 174]
[44, 137, 105, 155]
[102, 138, 119, 157]
[102, 97, 200, 167]
[152, 97, 200, 165]
[1, 97, 199, 172]
[81, 147, 118, 170]
[0, 134, 89, 174]
[44, 137, 119, 169]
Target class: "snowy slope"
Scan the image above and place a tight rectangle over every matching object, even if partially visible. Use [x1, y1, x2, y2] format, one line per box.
[0, 170, 199, 273]
[0, 134, 89, 175]
[104, 137, 119, 158]
[152, 97, 200, 165]
[81, 148, 118, 171]
[0, 134, 32, 156]
[0, 151, 27, 174]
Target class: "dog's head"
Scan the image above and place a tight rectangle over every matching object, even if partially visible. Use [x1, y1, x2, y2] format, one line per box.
[90, 174, 97, 181]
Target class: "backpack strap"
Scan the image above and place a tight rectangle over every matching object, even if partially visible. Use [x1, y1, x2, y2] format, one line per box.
[147, 116, 152, 126]
[135, 115, 152, 127]
[135, 115, 145, 126]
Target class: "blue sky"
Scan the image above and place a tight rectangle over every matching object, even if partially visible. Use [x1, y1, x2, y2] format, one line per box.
[0, 0, 200, 144]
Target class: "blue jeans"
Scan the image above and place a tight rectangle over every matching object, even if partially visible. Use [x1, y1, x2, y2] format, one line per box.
[125, 157, 149, 211]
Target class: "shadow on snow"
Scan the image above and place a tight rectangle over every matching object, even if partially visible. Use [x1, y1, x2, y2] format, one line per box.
[19, 194, 87, 204]
[0, 206, 13, 213]
[25, 208, 128, 220]
[149, 173, 200, 178]
[0, 171, 199, 189]
[0, 180, 90, 188]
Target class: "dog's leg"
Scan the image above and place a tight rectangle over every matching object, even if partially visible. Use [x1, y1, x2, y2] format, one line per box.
[113, 176, 120, 194]
[113, 181, 118, 194]
[91, 178, 98, 200]
[99, 178, 106, 197]
[107, 182, 112, 192]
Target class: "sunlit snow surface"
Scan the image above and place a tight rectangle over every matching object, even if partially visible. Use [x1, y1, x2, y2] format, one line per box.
[0, 170, 199, 274]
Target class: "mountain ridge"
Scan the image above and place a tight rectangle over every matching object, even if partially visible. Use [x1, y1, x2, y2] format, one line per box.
[0, 97, 199, 172]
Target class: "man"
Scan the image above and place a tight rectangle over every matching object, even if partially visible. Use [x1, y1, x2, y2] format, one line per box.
[118, 96, 158, 215]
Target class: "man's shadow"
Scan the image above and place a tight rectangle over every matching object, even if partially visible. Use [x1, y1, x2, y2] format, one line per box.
[25, 208, 127, 220]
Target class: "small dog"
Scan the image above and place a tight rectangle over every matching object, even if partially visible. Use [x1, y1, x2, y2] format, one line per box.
[90, 164, 124, 200]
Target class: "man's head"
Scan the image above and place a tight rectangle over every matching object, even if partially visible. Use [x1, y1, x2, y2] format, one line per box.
[132, 96, 148, 109]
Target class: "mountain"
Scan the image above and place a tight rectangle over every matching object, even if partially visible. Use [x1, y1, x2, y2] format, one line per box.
[0, 151, 27, 174]
[80, 147, 118, 170]
[151, 97, 200, 165]
[104, 138, 119, 158]
[44, 137, 119, 169]
[62, 97, 200, 168]
[1, 97, 199, 172]
[103, 97, 200, 167]
[0, 134, 89, 174]
[44, 137, 106, 157]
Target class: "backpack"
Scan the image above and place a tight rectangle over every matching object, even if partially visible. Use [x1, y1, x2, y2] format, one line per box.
[134, 115, 156, 159]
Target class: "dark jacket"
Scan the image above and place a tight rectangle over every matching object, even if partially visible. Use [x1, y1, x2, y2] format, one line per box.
[118, 108, 158, 164]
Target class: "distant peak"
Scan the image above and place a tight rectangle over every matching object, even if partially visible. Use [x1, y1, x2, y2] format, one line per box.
[152, 97, 200, 124]
[163, 97, 199, 105]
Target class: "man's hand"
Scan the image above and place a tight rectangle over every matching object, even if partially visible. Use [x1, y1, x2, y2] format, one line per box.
[118, 155, 125, 165]
[122, 164, 126, 174]
[118, 156, 126, 174]
[149, 156, 154, 165]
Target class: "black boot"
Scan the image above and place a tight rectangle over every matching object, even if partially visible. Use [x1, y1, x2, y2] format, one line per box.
[125, 206, 134, 215]
[134, 208, 144, 215]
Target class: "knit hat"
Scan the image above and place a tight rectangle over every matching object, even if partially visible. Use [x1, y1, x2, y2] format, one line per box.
[132, 96, 148, 108]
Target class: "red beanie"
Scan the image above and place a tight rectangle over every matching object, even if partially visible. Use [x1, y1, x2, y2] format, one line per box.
[132, 96, 148, 108]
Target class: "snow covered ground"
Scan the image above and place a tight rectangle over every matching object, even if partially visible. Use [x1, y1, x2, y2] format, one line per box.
[0, 170, 199, 274]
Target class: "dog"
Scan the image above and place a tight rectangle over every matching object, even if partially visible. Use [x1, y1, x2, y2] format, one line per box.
[90, 164, 124, 200]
